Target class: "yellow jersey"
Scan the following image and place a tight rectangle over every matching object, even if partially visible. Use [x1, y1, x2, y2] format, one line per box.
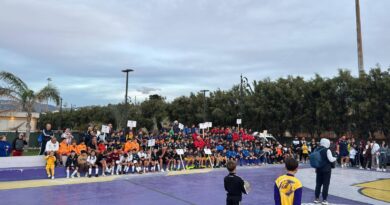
[46, 155, 56, 167]
[274, 174, 302, 205]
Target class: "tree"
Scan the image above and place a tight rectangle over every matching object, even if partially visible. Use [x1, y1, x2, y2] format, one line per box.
[0, 71, 60, 141]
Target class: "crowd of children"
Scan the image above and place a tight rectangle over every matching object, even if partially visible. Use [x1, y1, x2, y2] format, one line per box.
[34, 122, 389, 179]
[41, 122, 311, 179]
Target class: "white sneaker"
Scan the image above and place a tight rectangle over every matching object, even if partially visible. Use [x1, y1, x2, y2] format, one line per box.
[359, 166, 363, 170]
[322, 200, 329, 205]
[366, 168, 370, 170]
[377, 168, 381, 171]
[51, 176, 55, 180]
[313, 199, 321, 204]
[383, 169, 387, 172]
[48, 175, 51, 178]
[161, 169, 165, 172]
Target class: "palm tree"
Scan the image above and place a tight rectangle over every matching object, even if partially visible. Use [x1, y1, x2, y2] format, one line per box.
[0, 71, 60, 141]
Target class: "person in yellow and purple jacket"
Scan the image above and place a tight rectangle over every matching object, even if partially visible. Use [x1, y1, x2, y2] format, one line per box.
[274, 158, 302, 205]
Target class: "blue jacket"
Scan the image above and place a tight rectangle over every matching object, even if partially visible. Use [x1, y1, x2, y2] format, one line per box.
[0, 141, 11, 157]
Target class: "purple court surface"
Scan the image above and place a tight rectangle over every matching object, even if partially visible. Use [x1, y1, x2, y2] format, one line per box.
[0, 165, 375, 205]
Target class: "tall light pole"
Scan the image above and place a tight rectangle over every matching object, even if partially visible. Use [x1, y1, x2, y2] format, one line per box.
[355, 0, 364, 77]
[200, 89, 209, 122]
[122, 69, 134, 104]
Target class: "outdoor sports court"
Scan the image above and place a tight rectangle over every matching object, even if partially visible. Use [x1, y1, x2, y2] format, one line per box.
[0, 165, 388, 205]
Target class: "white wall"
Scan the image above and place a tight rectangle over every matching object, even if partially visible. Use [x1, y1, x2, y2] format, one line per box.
[0, 156, 45, 168]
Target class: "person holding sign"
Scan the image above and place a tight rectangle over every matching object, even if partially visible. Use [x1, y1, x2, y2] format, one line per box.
[224, 160, 248, 205]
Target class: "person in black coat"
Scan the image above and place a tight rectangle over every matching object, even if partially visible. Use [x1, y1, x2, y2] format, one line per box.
[39, 123, 53, 155]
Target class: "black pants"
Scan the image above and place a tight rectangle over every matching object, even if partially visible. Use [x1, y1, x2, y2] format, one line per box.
[315, 171, 331, 200]
[226, 199, 240, 205]
[39, 140, 48, 155]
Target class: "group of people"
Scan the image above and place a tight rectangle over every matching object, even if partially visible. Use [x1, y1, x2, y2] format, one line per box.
[38, 122, 291, 179]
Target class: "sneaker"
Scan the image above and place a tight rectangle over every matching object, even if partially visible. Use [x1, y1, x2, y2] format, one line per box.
[376, 168, 381, 171]
[161, 169, 165, 173]
[48, 175, 51, 178]
[66, 176, 69, 179]
[51, 176, 55, 180]
[383, 169, 387, 172]
[322, 200, 329, 205]
[313, 198, 321, 204]
[359, 166, 363, 170]
[366, 168, 370, 170]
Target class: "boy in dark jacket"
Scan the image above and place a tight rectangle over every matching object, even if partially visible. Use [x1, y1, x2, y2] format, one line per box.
[224, 160, 248, 205]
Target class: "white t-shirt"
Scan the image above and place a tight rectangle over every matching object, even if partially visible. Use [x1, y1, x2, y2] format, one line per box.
[45, 141, 59, 152]
[87, 156, 97, 165]
[349, 148, 357, 158]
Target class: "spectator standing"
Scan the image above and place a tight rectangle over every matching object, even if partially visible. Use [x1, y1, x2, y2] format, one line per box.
[0, 135, 11, 157]
[371, 140, 380, 171]
[40, 123, 53, 155]
[314, 138, 337, 205]
[12, 133, 27, 156]
[378, 141, 388, 172]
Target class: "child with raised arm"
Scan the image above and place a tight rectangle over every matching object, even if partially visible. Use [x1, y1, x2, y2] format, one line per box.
[45, 151, 56, 179]
[274, 157, 302, 205]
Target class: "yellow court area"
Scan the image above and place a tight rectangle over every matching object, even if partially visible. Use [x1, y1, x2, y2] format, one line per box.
[0, 175, 119, 191]
[355, 178, 390, 203]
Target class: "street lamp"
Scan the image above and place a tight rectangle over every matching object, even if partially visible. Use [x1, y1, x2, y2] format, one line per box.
[122, 69, 134, 104]
[200, 89, 209, 122]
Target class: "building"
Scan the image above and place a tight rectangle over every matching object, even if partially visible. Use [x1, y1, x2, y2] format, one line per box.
[0, 111, 40, 132]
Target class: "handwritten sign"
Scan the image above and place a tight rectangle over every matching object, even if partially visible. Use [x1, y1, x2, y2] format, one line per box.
[204, 148, 212, 155]
[147, 139, 156, 147]
[176, 149, 185, 155]
[101, 125, 110, 133]
[127, 120, 137, 128]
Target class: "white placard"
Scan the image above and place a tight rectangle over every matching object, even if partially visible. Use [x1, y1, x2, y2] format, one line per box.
[237, 119, 242, 125]
[127, 120, 137, 128]
[206, 122, 212, 128]
[204, 148, 212, 155]
[147, 139, 156, 147]
[176, 149, 185, 155]
[101, 125, 110, 133]
[263, 130, 267, 135]
[178, 123, 184, 130]
[199, 123, 206, 129]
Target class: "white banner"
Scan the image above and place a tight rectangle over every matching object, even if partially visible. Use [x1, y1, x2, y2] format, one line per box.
[178, 123, 184, 130]
[236, 119, 242, 125]
[199, 123, 207, 129]
[206, 122, 212, 128]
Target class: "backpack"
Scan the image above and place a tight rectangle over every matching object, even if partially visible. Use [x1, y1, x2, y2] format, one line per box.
[38, 133, 43, 143]
[309, 147, 326, 168]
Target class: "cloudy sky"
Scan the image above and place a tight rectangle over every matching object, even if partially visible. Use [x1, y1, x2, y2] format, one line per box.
[1, 0, 389, 107]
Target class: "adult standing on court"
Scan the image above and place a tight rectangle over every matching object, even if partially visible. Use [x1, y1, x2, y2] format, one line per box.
[39, 123, 53, 155]
[337, 136, 349, 168]
[314, 138, 336, 205]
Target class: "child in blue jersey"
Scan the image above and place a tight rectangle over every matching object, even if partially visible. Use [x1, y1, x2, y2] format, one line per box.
[274, 158, 302, 205]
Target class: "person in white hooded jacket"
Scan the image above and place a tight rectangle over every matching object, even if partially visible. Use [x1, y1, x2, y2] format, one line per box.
[314, 138, 337, 205]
